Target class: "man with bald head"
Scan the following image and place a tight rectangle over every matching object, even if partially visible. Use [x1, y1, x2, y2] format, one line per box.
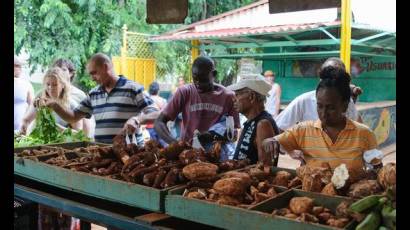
[40, 53, 157, 143]
[275, 57, 362, 131]
[155, 56, 240, 144]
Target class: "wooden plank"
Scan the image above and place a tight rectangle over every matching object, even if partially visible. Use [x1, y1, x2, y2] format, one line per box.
[134, 213, 171, 224]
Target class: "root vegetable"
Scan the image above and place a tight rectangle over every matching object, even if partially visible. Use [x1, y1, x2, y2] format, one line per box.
[272, 208, 292, 216]
[248, 167, 269, 180]
[273, 171, 292, 187]
[327, 218, 350, 228]
[288, 177, 302, 188]
[336, 201, 352, 218]
[143, 170, 158, 186]
[312, 206, 324, 216]
[253, 192, 270, 204]
[299, 213, 319, 223]
[216, 195, 242, 206]
[267, 187, 277, 197]
[182, 162, 219, 181]
[284, 213, 298, 219]
[302, 174, 323, 192]
[186, 191, 206, 199]
[222, 171, 252, 187]
[186, 180, 214, 189]
[250, 186, 259, 196]
[377, 163, 396, 190]
[129, 164, 158, 178]
[160, 141, 190, 160]
[347, 180, 382, 199]
[163, 168, 179, 188]
[86, 159, 113, 169]
[213, 178, 248, 196]
[257, 181, 271, 193]
[331, 164, 349, 189]
[318, 212, 332, 223]
[152, 169, 167, 188]
[321, 183, 338, 196]
[289, 197, 314, 215]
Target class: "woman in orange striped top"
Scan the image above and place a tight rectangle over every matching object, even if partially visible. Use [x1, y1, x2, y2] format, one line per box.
[263, 66, 379, 177]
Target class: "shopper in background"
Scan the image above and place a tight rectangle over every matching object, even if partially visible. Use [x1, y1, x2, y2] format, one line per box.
[263, 70, 282, 118]
[275, 57, 363, 132]
[145, 81, 168, 146]
[52, 58, 95, 139]
[20, 67, 83, 135]
[14, 56, 34, 133]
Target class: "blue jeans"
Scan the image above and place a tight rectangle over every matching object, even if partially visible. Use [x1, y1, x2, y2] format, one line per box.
[147, 128, 168, 147]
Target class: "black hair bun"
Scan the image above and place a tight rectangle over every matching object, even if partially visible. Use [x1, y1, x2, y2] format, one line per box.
[319, 66, 351, 84]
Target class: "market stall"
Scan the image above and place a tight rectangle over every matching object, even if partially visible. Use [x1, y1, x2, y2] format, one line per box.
[14, 140, 396, 229]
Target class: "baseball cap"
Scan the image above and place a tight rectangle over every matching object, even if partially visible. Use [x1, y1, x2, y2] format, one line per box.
[227, 74, 271, 96]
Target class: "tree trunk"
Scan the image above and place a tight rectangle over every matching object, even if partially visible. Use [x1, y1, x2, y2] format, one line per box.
[202, 0, 207, 20]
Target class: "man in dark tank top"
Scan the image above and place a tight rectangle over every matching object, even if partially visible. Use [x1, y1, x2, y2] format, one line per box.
[227, 74, 280, 171]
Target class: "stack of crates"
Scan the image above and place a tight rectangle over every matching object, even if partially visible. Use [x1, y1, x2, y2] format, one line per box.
[14, 196, 38, 230]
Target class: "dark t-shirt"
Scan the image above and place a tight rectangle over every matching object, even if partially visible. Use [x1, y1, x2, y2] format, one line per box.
[233, 111, 279, 164]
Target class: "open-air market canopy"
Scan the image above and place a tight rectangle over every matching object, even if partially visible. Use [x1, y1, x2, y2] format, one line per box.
[149, 0, 396, 60]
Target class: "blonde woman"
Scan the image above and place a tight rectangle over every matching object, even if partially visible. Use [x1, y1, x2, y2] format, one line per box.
[20, 67, 82, 135]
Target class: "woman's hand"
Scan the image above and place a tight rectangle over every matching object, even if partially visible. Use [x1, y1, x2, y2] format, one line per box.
[20, 122, 29, 135]
[262, 137, 280, 158]
[33, 97, 57, 109]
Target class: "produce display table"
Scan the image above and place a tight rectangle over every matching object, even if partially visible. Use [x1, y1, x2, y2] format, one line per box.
[14, 175, 220, 230]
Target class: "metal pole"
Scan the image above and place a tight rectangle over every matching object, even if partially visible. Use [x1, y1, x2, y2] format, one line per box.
[340, 0, 352, 72]
[190, 40, 200, 83]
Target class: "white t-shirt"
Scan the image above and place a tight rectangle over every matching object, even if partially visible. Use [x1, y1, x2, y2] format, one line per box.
[71, 86, 87, 104]
[264, 83, 280, 117]
[14, 78, 34, 131]
[275, 90, 359, 130]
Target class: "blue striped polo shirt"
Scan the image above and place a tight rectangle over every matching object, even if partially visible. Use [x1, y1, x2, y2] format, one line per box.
[75, 76, 153, 143]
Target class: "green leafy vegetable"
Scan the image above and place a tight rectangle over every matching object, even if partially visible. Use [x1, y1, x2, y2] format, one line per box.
[14, 107, 90, 147]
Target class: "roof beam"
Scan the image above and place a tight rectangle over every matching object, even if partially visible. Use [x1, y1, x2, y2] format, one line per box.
[318, 27, 339, 42]
[211, 50, 340, 59]
[243, 36, 265, 45]
[209, 50, 395, 60]
[371, 36, 396, 46]
[351, 51, 396, 58]
[282, 35, 298, 44]
[352, 32, 394, 44]
[207, 39, 229, 48]
[200, 39, 339, 50]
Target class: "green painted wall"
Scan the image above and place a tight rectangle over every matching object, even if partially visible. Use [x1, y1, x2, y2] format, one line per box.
[262, 50, 396, 103]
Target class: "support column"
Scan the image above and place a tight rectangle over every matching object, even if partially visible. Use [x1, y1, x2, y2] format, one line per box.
[190, 40, 200, 82]
[121, 24, 128, 75]
[340, 0, 352, 72]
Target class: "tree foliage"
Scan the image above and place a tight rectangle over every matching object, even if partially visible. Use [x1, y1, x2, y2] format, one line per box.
[15, 0, 257, 90]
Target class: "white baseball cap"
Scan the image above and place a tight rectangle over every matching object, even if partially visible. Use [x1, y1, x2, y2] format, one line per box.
[227, 74, 271, 96]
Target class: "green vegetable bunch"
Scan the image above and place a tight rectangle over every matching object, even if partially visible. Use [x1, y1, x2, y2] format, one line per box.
[14, 107, 90, 147]
[349, 188, 396, 230]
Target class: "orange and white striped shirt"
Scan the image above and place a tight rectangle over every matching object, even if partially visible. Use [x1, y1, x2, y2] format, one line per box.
[276, 119, 378, 171]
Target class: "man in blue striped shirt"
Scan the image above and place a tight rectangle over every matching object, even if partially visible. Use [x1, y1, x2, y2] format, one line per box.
[39, 53, 158, 143]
